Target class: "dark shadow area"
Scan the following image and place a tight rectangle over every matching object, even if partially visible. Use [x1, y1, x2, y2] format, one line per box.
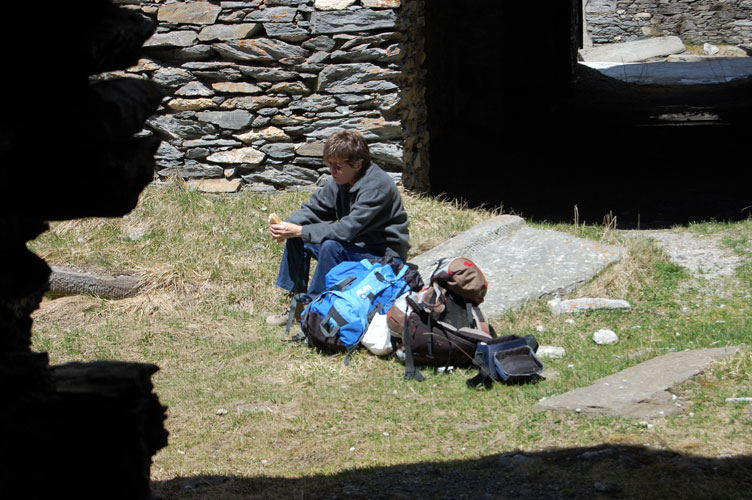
[152, 444, 752, 499]
[1, 4, 167, 499]
[423, 1, 752, 229]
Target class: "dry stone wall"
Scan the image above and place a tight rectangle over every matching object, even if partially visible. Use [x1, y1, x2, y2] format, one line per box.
[113, 0, 429, 193]
[585, 0, 752, 45]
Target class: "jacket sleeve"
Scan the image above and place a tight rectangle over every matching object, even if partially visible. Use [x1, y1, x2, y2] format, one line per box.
[285, 181, 337, 227]
[301, 185, 392, 245]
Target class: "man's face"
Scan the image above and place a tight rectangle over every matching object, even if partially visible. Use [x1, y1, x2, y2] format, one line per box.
[326, 156, 362, 186]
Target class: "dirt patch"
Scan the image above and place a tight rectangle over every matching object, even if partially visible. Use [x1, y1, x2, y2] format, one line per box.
[31, 295, 106, 330]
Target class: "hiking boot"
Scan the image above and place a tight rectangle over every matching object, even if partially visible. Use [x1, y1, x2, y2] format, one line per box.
[265, 299, 305, 326]
[265, 309, 291, 326]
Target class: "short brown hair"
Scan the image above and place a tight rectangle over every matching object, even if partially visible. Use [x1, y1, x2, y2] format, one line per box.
[323, 130, 370, 166]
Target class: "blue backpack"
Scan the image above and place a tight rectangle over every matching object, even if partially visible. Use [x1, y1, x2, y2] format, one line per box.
[288, 258, 415, 363]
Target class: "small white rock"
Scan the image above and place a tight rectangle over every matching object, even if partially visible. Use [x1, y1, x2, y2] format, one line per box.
[593, 329, 619, 345]
[537, 345, 566, 359]
[704, 42, 719, 55]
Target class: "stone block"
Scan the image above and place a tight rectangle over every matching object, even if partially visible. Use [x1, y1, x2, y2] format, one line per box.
[212, 38, 310, 62]
[212, 82, 262, 94]
[144, 31, 198, 48]
[579, 35, 686, 63]
[317, 63, 400, 93]
[362, 0, 401, 7]
[235, 126, 291, 143]
[166, 98, 218, 111]
[197, 110, 254, 130]
[198, 23, 260, 41]
[186, 178, 242, 193]
[207, 147, 266, 165]
[158, 2, 221, 25]
[548, 297, 631, 315]
[410, 216, 624, 318]
[314, 0, 357, 10]
[295, 141, 325, 156]
[246, 6, 298, 22]
[534, 347, 743, 418]
[310, 9, 397, 34]
[263, 23, 310, 42]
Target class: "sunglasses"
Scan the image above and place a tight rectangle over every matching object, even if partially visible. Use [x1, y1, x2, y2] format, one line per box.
[325, 159, 356, 171]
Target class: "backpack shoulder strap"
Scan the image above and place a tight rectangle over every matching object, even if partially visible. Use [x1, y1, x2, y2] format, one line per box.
[402, 295, 425, 382]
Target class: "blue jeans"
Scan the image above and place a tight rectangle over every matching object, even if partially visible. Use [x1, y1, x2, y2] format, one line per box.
[275, 239, 389, 296]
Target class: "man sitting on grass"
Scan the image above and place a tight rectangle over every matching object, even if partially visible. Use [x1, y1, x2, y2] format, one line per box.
[266, 130, 410, 325]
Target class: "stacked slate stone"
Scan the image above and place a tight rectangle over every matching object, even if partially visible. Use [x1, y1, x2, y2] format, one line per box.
[0, 2, 167, 499]
[585, 0, 752, 46]
[121, 0, 413, 193]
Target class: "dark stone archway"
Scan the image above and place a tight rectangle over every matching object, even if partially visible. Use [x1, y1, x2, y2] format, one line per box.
[422, 0, 752, 228]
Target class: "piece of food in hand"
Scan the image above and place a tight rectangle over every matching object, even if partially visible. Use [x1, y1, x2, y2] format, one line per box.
[269, 213, 282, 225]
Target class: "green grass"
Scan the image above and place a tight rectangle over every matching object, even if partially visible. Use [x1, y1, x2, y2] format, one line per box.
[27, 180, 752, 498]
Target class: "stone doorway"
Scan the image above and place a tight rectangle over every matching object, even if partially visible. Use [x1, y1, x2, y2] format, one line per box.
[420, 1, 752, 228]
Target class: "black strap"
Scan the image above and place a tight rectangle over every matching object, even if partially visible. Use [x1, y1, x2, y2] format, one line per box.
[426, 315, 434, 359]
[441, 326, 452, 374]
[428, 257, 449, 283]
[283, 293, 308, 340]
[402, 300, 424, 382]
[466, 348, 496, 389]
[334, 275, 357, 291]
[321, 307, 347, 338]
[466, 371, 492, 389]
[466, 302, 476, 329]
[344, 346, 355, 366]
[524, 334, 539, 353]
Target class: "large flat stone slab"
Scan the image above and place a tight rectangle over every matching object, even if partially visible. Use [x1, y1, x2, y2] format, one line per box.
[411, 215, 623, 317]
[579, 36, 686, 63]
[533, 347, 742, 419]
[580, 57, 752, 85]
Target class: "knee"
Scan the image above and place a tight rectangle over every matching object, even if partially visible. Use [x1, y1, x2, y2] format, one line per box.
[318, 239, 345, 259]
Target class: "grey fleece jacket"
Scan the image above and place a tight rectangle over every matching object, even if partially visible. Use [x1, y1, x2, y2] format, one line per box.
[286, 163, 410, 260]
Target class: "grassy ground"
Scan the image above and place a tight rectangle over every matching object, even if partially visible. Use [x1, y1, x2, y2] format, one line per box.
[29, 181, 752, 499]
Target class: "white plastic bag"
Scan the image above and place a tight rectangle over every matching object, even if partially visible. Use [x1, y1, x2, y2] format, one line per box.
[361, 313, 393, 356]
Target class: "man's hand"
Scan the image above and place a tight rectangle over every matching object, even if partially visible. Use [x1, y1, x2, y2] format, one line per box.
[270, 221, 302, 243]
